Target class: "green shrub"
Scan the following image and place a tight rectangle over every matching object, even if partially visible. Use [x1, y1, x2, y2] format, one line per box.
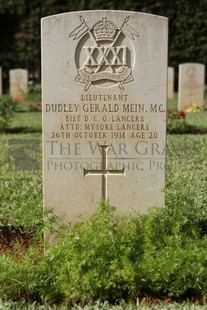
[167, 111, 186, 134]
[37, 201, 143, 304]
[0, 202, 141, 303]
[0, 95, 16, 130]
[27, 84, 42, 103]
[139, 236, 207, 298]
[2, 200, 207, 305]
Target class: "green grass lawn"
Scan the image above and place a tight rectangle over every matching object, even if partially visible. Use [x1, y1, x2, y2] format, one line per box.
[185, 111, 207, 131]
[167, 93, 207, 132]
[1, 93, 207, 309]
[9, 111, 42, 132]
[0, 133, 42, 229]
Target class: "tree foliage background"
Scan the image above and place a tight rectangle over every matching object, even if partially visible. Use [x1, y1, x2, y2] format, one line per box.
[0, 0, 207, 90]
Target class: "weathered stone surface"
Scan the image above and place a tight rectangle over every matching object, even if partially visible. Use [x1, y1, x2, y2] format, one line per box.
[178, 63, 205, 111]
[42, 10, 168, 233]
[9, 69, 28, 102]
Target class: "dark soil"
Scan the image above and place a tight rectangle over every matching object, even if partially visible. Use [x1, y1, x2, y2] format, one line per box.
[0, 226, 34, 254]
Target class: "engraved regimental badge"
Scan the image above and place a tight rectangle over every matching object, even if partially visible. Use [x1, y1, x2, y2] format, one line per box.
[70, 16, 140, 91]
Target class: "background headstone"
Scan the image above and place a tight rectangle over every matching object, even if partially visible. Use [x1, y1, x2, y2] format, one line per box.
[178, 63, 205, 111]
[9, 69, 28, 102]
[167, 67, 174, 100]
[0, 67, 2, 96]
[42, 10, 168, 235]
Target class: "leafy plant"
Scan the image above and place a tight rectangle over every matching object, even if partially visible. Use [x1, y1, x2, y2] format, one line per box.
[2, 196, 207, 305]
[27, 84, 42, 104]
[0, 95, 16, 130]
[39, 201, 143, 304]
[167, 111, 186, 134]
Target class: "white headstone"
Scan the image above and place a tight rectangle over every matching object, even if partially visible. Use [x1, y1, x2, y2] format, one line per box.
[42, 10, 168, 234]
[178, 63, 205, 111]
[9, 69, 28, 102]
[167, 67, 174, 100]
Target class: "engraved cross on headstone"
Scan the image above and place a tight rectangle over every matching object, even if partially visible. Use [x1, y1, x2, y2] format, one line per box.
[187, 88, 195, 104]
[83, 145, 126, 200]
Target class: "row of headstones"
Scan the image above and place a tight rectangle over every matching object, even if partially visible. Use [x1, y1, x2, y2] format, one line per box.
[0, 65, 205, 112]
[0, 68, 28, 101]
[168, 63, 205, 111]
